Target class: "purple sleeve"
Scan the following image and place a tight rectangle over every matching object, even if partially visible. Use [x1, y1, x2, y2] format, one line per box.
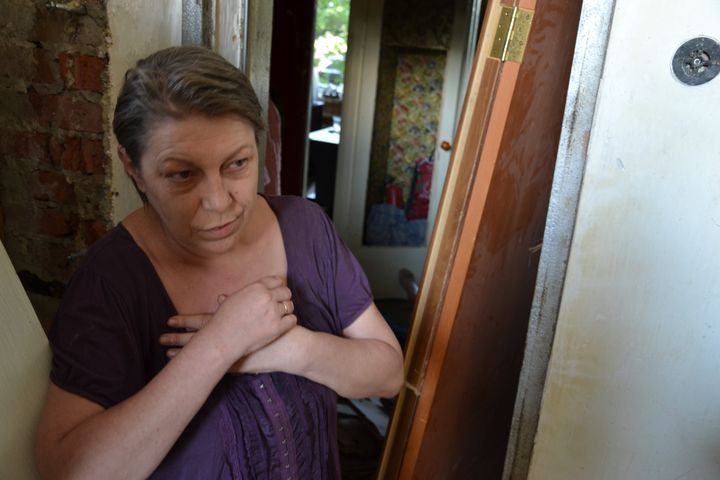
[312, 203, 373, 332]
[49, 267, 145, 408]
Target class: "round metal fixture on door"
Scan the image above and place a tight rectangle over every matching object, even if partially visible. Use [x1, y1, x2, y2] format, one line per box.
[672, 37, 720, 86]
[440, 141, 452, 151]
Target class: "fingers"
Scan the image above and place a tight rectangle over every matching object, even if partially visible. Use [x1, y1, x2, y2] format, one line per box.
[167, 314, 212, 331]
[159, 331, 194, 347]
[218, 276, 290, 305]
[254, 277, 291, 303]
[278, 299, 294, 317]
[258, 275, 285, 289]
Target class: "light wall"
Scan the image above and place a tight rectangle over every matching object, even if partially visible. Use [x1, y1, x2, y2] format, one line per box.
[527, 0, 720, 478]
[0, 241, 50, 479]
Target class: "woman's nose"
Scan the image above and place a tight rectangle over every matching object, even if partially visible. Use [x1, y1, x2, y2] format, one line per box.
[200, 176, 233, 212]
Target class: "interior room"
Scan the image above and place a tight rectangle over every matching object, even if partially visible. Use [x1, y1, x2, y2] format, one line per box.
[2, 0, 720, 479]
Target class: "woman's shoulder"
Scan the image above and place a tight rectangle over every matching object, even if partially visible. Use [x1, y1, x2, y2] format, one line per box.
[263, 194, 330, 229]
[263, 194, 324, 214]
[72, 224, 151, 288]
[78, 224, 141, 267]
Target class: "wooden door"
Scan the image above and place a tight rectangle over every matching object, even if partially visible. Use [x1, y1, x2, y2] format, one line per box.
[379, 0, 583, 477]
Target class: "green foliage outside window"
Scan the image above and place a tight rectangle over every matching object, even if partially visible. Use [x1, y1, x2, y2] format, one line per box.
[314, 0, 351, 89]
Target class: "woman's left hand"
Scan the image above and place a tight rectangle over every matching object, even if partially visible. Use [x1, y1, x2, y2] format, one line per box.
[162, 302, 405, 398]
[160, 314, 303, 374]
[159, 313, 212, 359]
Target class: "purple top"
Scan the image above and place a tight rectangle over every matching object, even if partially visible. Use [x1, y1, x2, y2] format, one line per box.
[49, 195, 373, 479]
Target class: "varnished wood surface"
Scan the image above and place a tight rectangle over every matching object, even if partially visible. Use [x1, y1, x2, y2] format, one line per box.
[381, 0, 583, 477]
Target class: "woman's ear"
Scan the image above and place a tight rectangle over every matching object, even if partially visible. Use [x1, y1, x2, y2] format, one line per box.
[117, 145, 146, 192]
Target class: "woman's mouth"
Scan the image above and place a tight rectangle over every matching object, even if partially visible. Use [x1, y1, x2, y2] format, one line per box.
[200, 218, 238, 239]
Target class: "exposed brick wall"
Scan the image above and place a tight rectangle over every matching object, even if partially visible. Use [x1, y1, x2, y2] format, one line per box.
[0, 0, 112, 330]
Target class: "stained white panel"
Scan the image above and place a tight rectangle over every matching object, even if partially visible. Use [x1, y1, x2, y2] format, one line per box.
[107, 0, 183, 223]
[0, 241, 51, 479]
[528, 1, 720, 479]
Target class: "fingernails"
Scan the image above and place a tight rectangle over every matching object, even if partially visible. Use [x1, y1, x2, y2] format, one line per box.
[218, 294, 227, 304]
[168, 317, 178, 327]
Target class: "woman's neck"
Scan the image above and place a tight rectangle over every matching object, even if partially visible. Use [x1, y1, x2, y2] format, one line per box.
[122, 197, 287, 314]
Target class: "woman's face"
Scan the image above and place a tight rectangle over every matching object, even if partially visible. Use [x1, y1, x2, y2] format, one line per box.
[129, 114, 260, 258]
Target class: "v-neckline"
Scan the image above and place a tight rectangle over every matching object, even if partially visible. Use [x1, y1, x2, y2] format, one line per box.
[117, 194, 291, 317]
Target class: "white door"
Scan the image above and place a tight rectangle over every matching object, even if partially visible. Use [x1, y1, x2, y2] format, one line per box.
[522, 0, 720, 478]
[333, 0, 479, 298]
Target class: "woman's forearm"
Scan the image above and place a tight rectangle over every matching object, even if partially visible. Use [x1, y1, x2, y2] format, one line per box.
[235, 305, 404, 398]
[38, 333, 231, 480]
[292, 328, 404, 398]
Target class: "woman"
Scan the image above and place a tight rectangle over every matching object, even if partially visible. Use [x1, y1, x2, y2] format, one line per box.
[36, 46, 403, 479]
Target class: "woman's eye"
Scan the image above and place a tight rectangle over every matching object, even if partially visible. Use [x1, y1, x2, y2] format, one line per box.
[228, 159, 248, 170]
[167, 170, 192, 181]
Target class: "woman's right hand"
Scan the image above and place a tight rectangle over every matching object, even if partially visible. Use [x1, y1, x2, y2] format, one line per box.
[192, 276, 296, 366]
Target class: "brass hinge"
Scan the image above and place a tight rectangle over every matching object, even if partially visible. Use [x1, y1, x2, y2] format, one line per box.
[489, 5, 534, 63]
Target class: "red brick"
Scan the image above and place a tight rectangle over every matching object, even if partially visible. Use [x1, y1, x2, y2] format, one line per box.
[1, 4, 34, 38]
[31, 133, 71, 168]
[0, 89, 35, 126]
[33, 170, 76, 204]
[33, 7, 107, 47]
[33, 9, 74, 44]
[33, 48, 58, 85]
[73, 15, 108, 47]
[36, 135, 105, 173]
[0, 130, 31, 158]
[0, 44, 34, 82]
[58, 137, 80, 168]
[80, 219, 106, 245]
[29, 133, 51, 161]
[30, 133, 60, 167]
[38, 208, 77, 236]
[29, 93, 103, 133]
[79, 138, 105, 173]
[0, 131, 54, 161]
[5, 132, 64, 165]
[59, 52, 106, 92]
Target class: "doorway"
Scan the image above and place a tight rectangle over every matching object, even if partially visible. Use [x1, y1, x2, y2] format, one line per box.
[269, 0, 479, 297]
[269, 0, 481, 478]
[333, 0, 479, 300]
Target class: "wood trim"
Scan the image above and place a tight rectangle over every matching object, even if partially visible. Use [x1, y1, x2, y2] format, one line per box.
[378, 0, 508, 476]
[399, 55, 522, 478]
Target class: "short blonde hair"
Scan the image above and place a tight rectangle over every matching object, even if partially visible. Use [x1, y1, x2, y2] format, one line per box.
[113, 46, 265, 170]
